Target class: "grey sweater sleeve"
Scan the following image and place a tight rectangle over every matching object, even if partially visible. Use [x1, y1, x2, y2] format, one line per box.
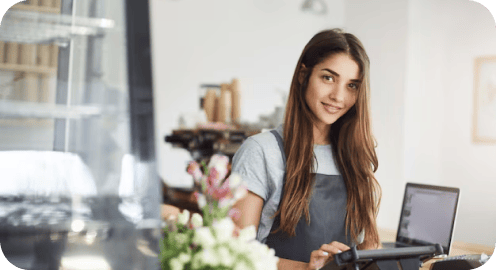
[231, 137, 270, 202]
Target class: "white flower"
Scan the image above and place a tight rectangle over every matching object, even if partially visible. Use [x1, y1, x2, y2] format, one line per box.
[218, 198, 231, 209]
[216, 245, 234, 267]
[169, 258, 183, 270]
[201, 248, 220, 267]
[234, 261, 252, 270]
[228, 173, 242, 190]
[191, 252, 203, 269]
[238, 225, 256, 242]
[247, 243, 274, 270]
[193, 227, 215, 248]
[268, 248, 276, 257]
[213, 217, 235, 243]
[231, 239, 279, 270]
[244, 242, 260, 263]
[208, 154, 229, 180]
[234, 186, 247, 201]
[197, 194, 207, 209]
[208, 154, 229, 169]
[226, 238, 241, 252]
[190, 213, 203, 228]
[178, 252, 191, 264]
[212, 163, 228, 182]
[177, 209, 190, 226]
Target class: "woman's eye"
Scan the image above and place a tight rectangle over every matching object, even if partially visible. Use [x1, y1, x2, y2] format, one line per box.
[349, 83, 358, 90]
[323, 75, 334, 82]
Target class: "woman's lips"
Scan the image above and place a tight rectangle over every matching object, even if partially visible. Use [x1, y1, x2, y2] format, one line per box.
[322, 102, 341, 113]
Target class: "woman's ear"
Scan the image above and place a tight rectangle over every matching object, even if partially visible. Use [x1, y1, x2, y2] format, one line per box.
[298, 64, 308, 85]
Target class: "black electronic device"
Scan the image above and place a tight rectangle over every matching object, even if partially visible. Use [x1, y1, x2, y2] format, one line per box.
[382, 183, 460, 255]
[322, 244, 444, 270]
[430, 254, 490, 270]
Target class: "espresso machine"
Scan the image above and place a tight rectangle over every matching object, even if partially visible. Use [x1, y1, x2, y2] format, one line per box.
[0, 0, 161, 269]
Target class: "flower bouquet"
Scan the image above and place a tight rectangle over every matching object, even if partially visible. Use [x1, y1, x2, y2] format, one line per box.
[160, 154, 279, 270]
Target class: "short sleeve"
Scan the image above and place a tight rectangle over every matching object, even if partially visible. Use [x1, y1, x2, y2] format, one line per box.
[231, 137, 270, 202]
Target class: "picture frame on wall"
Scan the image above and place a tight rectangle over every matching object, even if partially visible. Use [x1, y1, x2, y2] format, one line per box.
[473, 56, 496, 144]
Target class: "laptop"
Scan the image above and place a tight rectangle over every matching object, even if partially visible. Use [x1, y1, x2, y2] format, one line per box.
[382, 182, 460, 255]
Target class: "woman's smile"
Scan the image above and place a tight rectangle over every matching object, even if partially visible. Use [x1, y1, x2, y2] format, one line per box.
[322, 102, 342, 114]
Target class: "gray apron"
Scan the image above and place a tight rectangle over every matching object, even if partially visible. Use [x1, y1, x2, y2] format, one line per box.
[265, 130, 351, 263]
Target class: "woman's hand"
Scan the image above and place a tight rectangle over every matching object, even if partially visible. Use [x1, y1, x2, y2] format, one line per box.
[306, 241, 350, 270]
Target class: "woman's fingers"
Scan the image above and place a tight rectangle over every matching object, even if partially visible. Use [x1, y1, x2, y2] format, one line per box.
[308, 250, 330, 269]
[319, 241, 351, 265]
[319, 242, 348, 256]
[307, 242, 351, 270]
[330, 241, 351, 252]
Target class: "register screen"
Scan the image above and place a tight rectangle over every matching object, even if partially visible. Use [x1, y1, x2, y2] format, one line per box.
[398, 186, 458, 247]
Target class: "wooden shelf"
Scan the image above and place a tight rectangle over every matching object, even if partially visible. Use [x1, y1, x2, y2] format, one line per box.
[11, 3, 60, 14]
[0, 63, 57, 75]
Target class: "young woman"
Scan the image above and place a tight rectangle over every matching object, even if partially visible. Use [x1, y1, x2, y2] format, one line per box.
[231, 29, 381, 270]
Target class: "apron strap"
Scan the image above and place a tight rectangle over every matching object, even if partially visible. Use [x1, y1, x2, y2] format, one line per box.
[269, 130, 286, 166]
[269, 129, 287, 217]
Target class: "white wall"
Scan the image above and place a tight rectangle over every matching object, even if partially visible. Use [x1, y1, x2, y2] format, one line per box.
[149, 0, 345, 186]
[405, 0, 496, 247]
[346, 0, 496, 246]
[403, 0, 447, 187]
[344, 0, 410, 231]
[437, 0, 496, 246]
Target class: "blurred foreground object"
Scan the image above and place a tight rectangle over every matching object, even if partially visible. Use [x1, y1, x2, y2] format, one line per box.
[0, 0, 161, 269]
[160, 154, 279, 270]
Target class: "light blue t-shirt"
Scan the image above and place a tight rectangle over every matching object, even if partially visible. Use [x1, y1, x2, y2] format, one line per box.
[231, 125, 341, 243]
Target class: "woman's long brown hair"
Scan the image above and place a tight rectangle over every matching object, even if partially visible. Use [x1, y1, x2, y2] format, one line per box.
[274, 28, 381, 249]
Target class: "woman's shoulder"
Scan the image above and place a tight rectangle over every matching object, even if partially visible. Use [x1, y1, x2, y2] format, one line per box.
[243, 127, 281, 150]
[232, 127, 286, 202]
[232, 127, 283, 165]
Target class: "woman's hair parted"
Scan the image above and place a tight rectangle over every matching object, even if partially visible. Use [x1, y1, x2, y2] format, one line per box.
[274, 28, 382, 249]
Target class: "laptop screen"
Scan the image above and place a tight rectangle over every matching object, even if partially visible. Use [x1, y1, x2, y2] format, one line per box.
[397, 183, 460, 254]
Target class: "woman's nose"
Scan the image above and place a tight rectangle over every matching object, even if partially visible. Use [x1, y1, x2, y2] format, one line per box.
[329, 84, 346, 102]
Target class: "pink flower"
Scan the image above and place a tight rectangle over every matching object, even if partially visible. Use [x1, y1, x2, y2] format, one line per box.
[187, 161, 203, 183]
[194, 191, 200, 200]
[207, 155, 229, 182]
[206, 167, 223, 188]
[228, 208, 241, 221]
[207, 166, 228, 186]
[211, 178, 232, 201]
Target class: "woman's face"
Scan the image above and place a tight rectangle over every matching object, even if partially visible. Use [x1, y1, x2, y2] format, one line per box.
[304, 53, 360, 131]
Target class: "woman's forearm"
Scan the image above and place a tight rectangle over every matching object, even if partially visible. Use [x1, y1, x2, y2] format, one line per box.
[277, 258, 308, 270]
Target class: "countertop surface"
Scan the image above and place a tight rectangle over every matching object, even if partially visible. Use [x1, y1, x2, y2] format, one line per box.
[378, 228, 494, 269]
